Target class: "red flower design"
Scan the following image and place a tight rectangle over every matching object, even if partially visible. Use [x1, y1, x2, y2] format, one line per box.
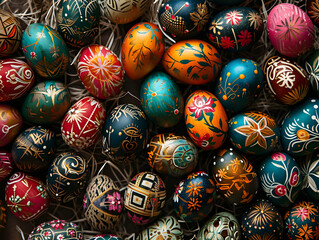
[30, 52, 36, 59]
[271, 152, 286, 161]
[188, 95, 215, 119]
[220, 36, 235, 49]
[192, 133, 210, 149]
[238, 30, 252, 46]
[289, 172, 299, 186]
[274, 185, 287, 196]
[208, 33, 215, 42]
[225, 10, 243, 25]
[68, 229, 75, 237]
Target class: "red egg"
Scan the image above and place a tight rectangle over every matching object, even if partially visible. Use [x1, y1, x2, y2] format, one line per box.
[0, 149, 13, 182]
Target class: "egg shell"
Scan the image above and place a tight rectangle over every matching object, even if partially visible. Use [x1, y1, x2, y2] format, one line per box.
[57, 0, 100, 48]
[102, 104, 148, 162]
[209, 0, 245, 6]
[209, 148, 258, 205]
[0, 200, 6, 228]
[21, 23, 70, 79]
[124, 171, 166, 225]
[284, 201, 319, 240]
[21, 81, 71, 124]
[47, 152, 88, 203]
[197, 212, 240, 240]
[162, 40, 222, 85]
[0, 9, 22, 58]
[0, 149, 13, 182]
[264, 56, 309, 105]
[5, 172, 50, 221]
[301, 153, 319, 201]
[241, 199, 283, 239]
[207, 7, 263, 52]
[267, 3, 315, 58]
[89, 235, 122, 240]
[0, 59, 35, 102]
[184, 90, 228, 150]
[228, 111, 280, 155]
[281, 98, 319, 156]
[84, 175, 123, 232]
[136, 216, 183, 240]
[307, 0, 319, 27]
[140, 72, 184, 128]
[61, 96, 106, 149]
[121, 22, 164, 80]
[305, 49, 319, 97]
[173, 171, 215, 222]
[214, 58, 263, 114]
[28, 220, 82, 240]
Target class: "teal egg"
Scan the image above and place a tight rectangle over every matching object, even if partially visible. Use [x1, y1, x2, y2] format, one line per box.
[281, 98, 319, 156]
[305, 50, 319, 97]
[214, 58, 263, 114]
[301, 152, 319, 201]
[21, 23, 70, 79]
[21, 81, 71, 124]
[57, 0, 100, 48]
[140, 72, 184, 128]
[89, 235, 122, 240]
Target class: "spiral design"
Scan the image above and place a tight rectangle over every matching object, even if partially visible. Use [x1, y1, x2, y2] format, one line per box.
[7, 172, 24, 185]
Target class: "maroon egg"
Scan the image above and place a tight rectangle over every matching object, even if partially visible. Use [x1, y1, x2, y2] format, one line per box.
[0, 149, 13, 182]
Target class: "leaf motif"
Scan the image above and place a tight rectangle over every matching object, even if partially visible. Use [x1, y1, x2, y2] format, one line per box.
[194, 53, 203, 58]
[245, 132, 258, 147]
[199, 43, 204, 50]
[308, 176, 319, 192]
[186, 123, 194, 129]
[260, 126, 275, 138]
[185, 43, 192, 48]
[234, 126, 255, 135]
[244, 117, 258, 130]
[259, 117, 267, 129]
[209, 112, 214, 123]
[144, 24, 151, 29]
[187, 66, 194, 74]
[191, 73, 200, 80]
[173, 68, 180, 74]
[213, 64, 216, 75]
[35, 53, 69, 78]
[257, 134, 267, 149]
[214, 53, 220, 58]
[180, 60, 193, 64]
[219, 118, 223, 129]
[198, 61, 211, 67]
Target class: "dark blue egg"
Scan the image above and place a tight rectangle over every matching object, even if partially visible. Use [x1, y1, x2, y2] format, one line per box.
[208, 0, 245, 6]
[300, 152, 319, 201]
[305, 50, 319, 97]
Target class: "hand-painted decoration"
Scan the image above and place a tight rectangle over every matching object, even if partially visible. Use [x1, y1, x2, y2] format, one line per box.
[84, 175, 123, 232]
[136, 216, 184, 240]
[89, 235, 122, 240]
[21, 81, 71, 124]
[12, 126, 56, 173]
[162, 40, 222, 85]
[281, 99, 319, 156]
[47, 152, 88, 203]
[61, 96, 106, 149]
[28, 220, 82, 240]
[140, 72, 184, 128]
[207, 7, 263, 52]
[57, 0, 100, 48]
[307, 0, 319, 27]
[0, 200, 6, 228]
[5, 172, 50, 221]
[21, 23, 70, 79]
[0, 149, 13, 182]
[124, 172, 166, 225]
[173, 171, 215, 222]
[197, 212, 240, 240]
[209, 0, 245, 5]
[78, 45, 124, 99]
[305, 49, 319, 97]
[214, 58, 263, 114]
[0, 59, 35, 102]
[147, 133, 198, 177]
[102, 104, 148, 162]
[241, 199, 283, 240]
[284, 201, 319, 240]
[184, 90, 228, 150]
[267, 3, 315, 58]
[264, 56, 309, 105]
[209, 148, 258, 205]
[301, 153, 319, 201]
[229, 111, 280, 155]
[0, 9, 22, 58]
[121, 22, 165, 80]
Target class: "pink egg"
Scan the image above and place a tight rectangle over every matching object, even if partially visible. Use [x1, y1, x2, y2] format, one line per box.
[267, 3, 315, 58]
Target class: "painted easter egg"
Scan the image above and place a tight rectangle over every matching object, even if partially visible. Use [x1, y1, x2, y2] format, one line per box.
[21, 23, 69, 79]
[264, 56, 309, 105]
[47, 152, 88, 203]
[57, 0, 100, 48]
[281, 99, 319, 156]
[267, 3, 315, 58]
[61, 96, 106, 149]
[228, 111, 280, 155]
[0, 200, 6, 228]
[209, 148, 258, 205]
[241, 199, 283, 240]
[305, 49, 319, 97]
[121, 22, 165, 80]
[0, 9, 22, 58]
[162, 40, 222, 85]
[0, 149, 13, 182]
[102, 104, 148, 162]
[209, 0, 245, 5]
[5, 172, 50, 221]
[301, 153, 319, 201]
[124, 171, 166, 225]
[78, 45, 124, 99]
[89, 235, 122, 240]
[207, 7, 263, 52]
[214, 58, 263, 114]
[84, 175, 123, 232]
[173, 171, 215, 222]
[307, 0, 319, 27]
[140, 72, 184, 128]
[28, 220, 82, 240]
[21, 81, 71, 124]
[197, 212, 240, 240]
[0, 59, 35, 102]
[184, 90, 228, 150]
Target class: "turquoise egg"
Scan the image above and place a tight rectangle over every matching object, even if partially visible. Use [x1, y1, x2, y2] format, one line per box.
[259, 152, 302, 207]
[57, 0, 100, 48]
[305, 49, 319, 97]
[140, 72, 184, 128]
[301, 152, 319, 201]
[281, 99, 319, 156]
[21, 23, 70, 79]
[214, 58, 263, 114]
[21, 81, 71, 124]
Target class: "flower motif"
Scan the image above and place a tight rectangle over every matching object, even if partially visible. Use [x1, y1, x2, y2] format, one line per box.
[238, 30, 252, 47]
[191, 133, 210, 149]
[186, 182, 203, 197]
[190, 3, 210, 31]
[107, 191, 123, 212]
[30, 52, 36, 59]
[188, 95, 215, 119]
[289, 171, 299, 186]
[271, 152, 286, 161]
[294, 207, 309, 221]
[298, 224, 314, 239]
[274, 185, 287, 196]
[68, 229, 75, 237]
[51, 221, 65, 230]
[209, 17, 223, 34]
[57, 234, 64, 240]
[248, 11, 263, 30]
[220, 36, 235, 49]
[44, 231, 51, 237]
[187, 197, 202, 211]
[225, 10, 243, 25]
[128, 212, 149, 224]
